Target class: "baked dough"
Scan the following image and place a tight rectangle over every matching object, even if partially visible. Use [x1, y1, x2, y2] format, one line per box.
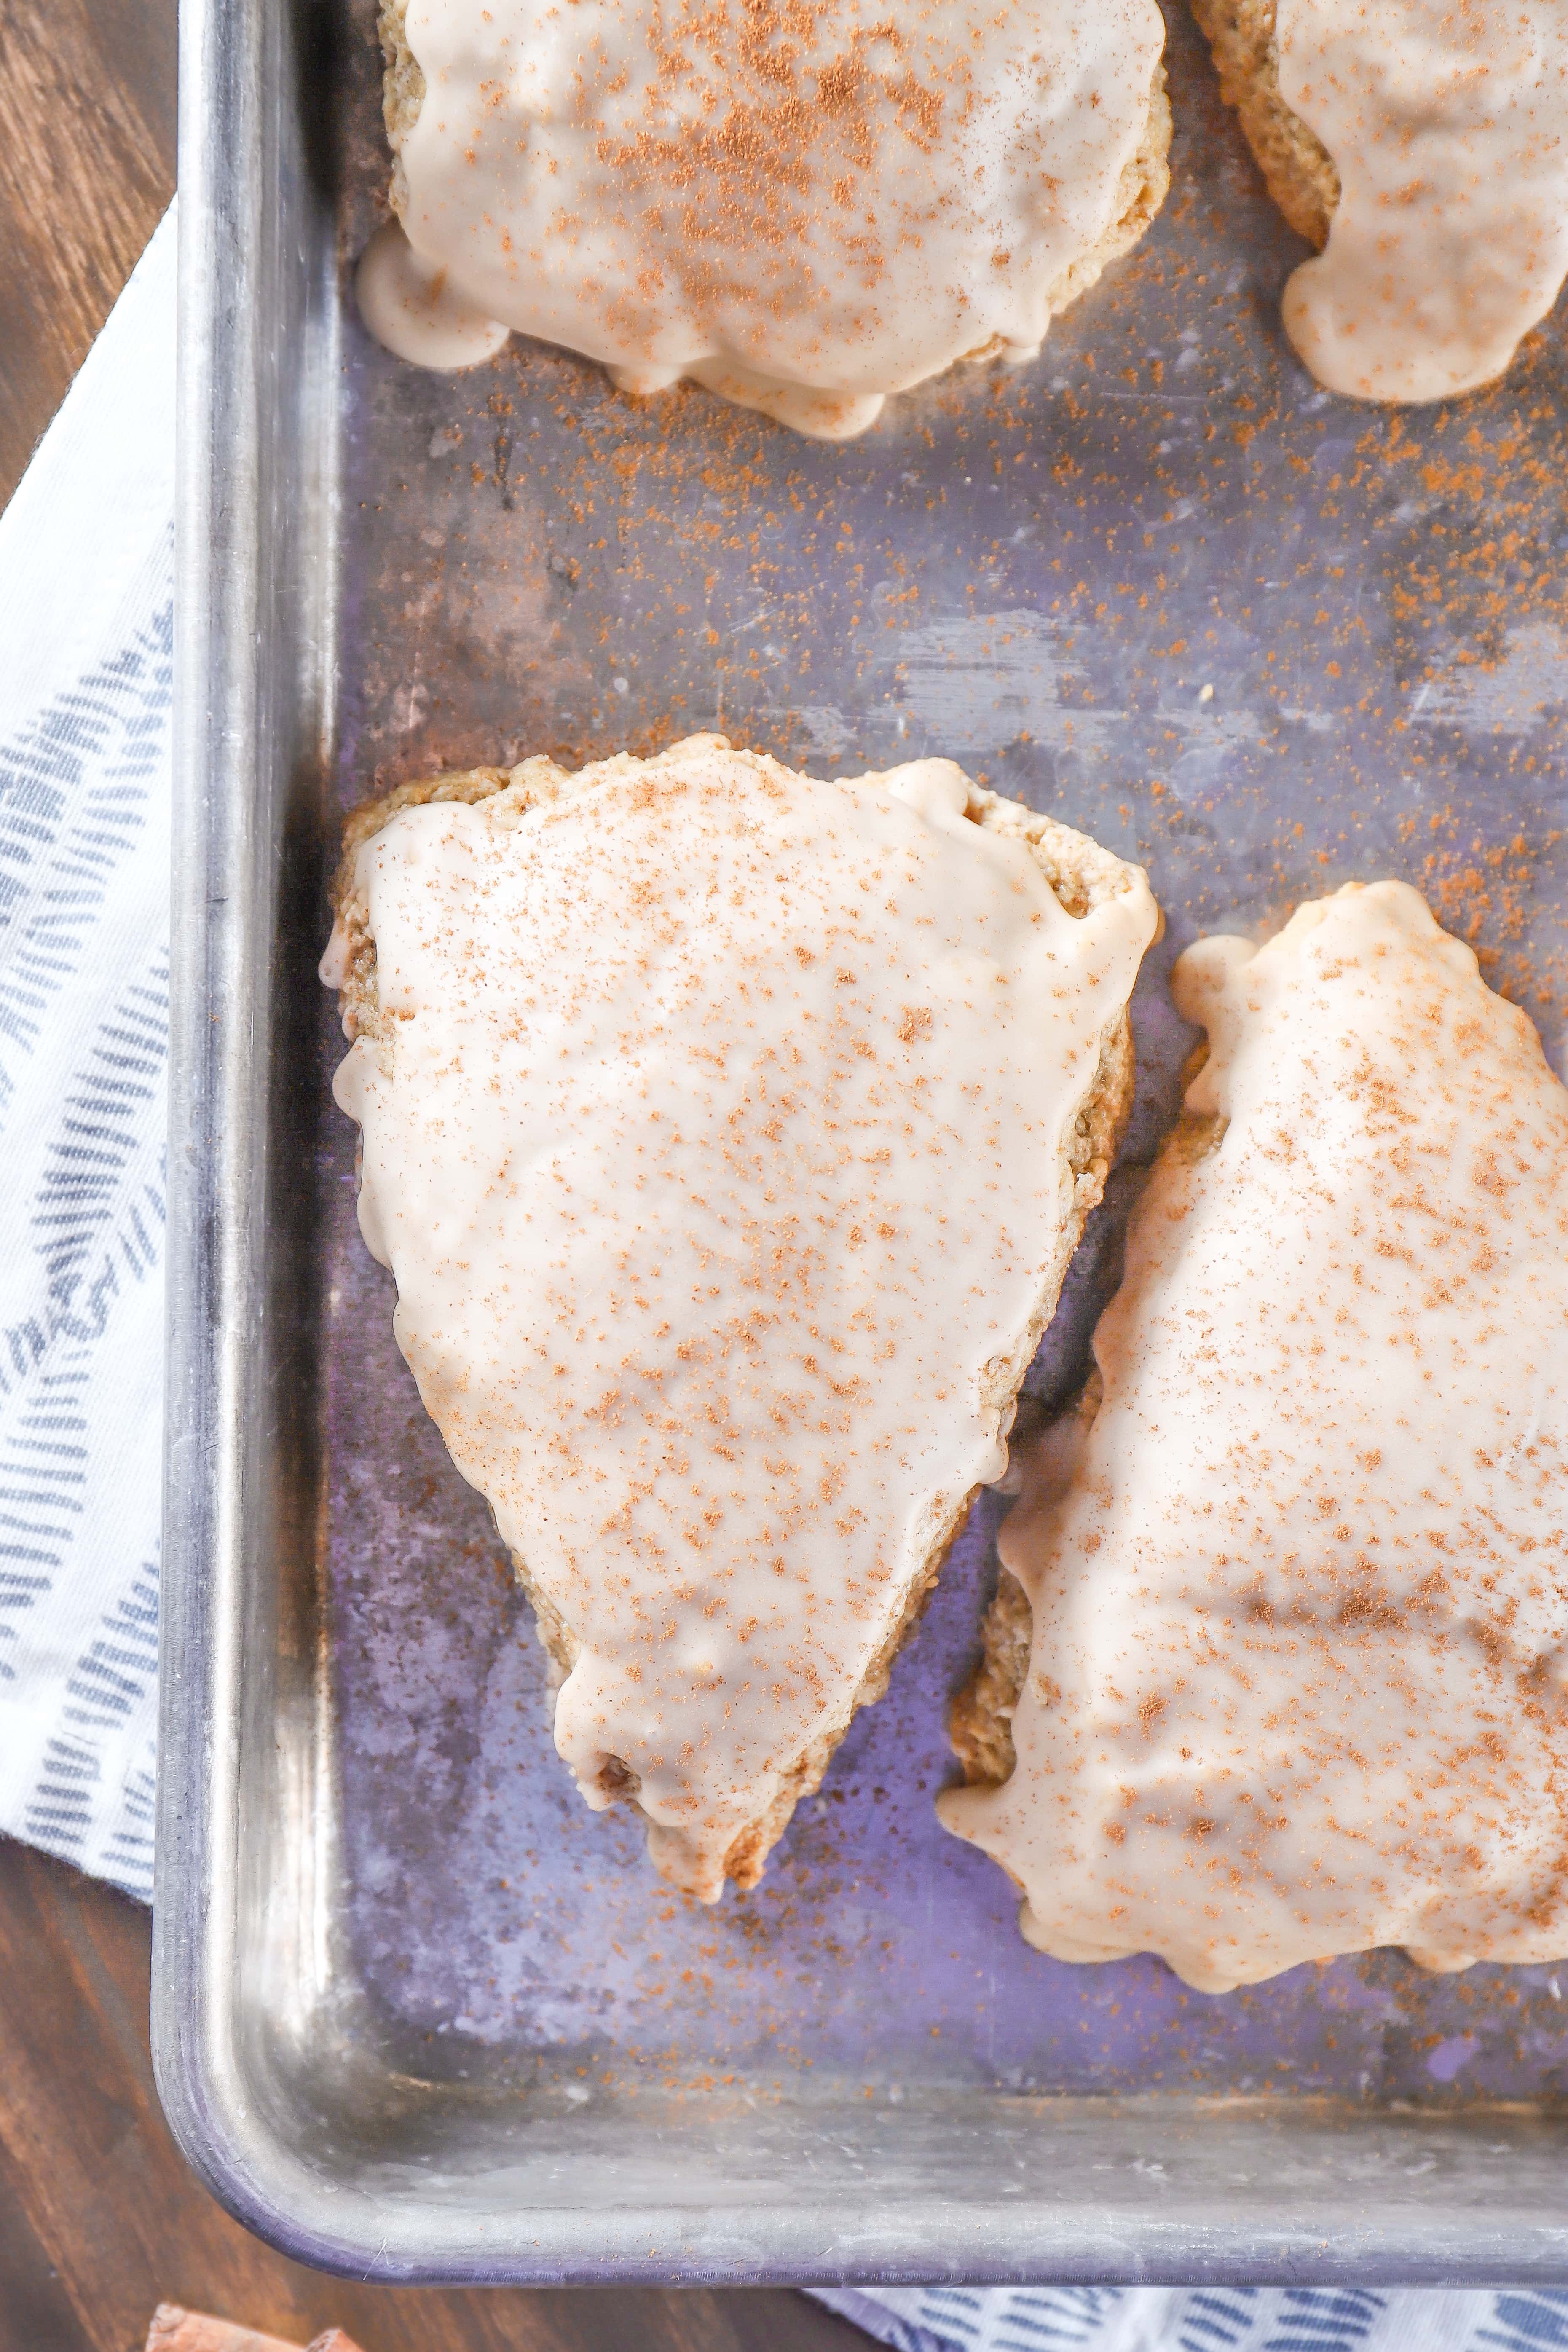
[1192, 0, 1568, 402]
[358, 0, 1171, 437]
[943, 880, 1568, 1989]
[323, 735, 1158, 1897]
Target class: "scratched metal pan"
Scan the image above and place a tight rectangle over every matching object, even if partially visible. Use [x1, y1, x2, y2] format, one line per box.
[155, 0, 1568, 2285]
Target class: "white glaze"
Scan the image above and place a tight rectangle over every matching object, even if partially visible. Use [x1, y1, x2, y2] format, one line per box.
[941, 881, 1568, 1988]
[327, 737, 1155, 1898]
[355, 217, 513, 369]
[1278, 0, 1568, 402]
[370, 0, 1166, 435]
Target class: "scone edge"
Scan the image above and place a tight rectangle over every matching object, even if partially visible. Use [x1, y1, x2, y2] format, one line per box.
[948, 1083, 1228, 1795]
[1188, 0, 1339, 248]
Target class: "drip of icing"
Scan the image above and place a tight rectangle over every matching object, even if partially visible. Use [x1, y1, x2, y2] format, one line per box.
[940, 880, 1568, 1989]
[355, 217, 512, 371]
[667, 360, 885, 445]
[318, 920, 352, 991]
[328, 738, 1155, 1899]
[1277, 0, 1568, 402]
[367, 0, 1166, 434]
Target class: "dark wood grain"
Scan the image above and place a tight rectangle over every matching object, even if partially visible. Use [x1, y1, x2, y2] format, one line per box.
[0, 0, 177, 505]
[0, 1841, 866, 2352]
[0, 11, 864, 2347]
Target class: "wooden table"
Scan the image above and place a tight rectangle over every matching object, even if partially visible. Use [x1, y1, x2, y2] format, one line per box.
[0, 5, 867, 2345]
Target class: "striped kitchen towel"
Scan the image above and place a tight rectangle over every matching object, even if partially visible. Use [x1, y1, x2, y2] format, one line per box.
[811, 2284, 1568, 2352]
[0, 204, 174, 1898]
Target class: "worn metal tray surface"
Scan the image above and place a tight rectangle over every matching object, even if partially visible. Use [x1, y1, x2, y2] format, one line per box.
[157, 0, 1568, 2286]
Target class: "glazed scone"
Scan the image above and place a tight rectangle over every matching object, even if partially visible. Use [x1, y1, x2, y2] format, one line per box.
[356, 0, 1171, 437]
[1191, 0, 1568, 402]
[941, 881, 1568, 1990]
[323, 735, 1158, 1899]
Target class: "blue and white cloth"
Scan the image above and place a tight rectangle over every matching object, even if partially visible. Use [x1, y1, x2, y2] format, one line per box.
[810, 2285, 1568, 2352]
[3, 207, 1565, 2351]
[0, 205, 174, 1899]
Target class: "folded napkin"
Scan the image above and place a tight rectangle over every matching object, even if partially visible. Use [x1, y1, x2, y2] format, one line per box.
[0, 203, 174, 1899]
[810, 2283, 1568, 2352]
[3, 207, 1559, 2351]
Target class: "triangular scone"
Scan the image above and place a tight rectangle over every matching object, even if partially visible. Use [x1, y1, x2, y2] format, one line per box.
[942, 880, 1568, 1988]
[324, 735, 1157, 1899]
[1190, 0, 1568, 402]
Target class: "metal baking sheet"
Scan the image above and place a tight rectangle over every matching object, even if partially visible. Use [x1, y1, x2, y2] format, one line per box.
[155, 0, 1568, 2285]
